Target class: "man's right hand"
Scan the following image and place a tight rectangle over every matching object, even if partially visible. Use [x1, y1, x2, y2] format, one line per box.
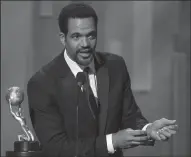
[112, 128, 149, 149]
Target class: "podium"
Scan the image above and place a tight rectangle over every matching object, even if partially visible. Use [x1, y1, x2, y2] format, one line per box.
[6, 141, 42, 157]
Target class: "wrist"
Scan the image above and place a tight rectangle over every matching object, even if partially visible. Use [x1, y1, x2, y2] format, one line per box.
[146, 123, 153, 139]
[112, 133, 118, 149]
[106, 134, 116, 153]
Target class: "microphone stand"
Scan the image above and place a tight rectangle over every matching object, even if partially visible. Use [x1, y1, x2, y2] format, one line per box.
[75, 72, 86, 157]
[76, 83, 83, 157]
[76, 87, 79, 157]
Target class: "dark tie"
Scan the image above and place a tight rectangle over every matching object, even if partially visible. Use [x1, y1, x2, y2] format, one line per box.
[83, 67, 99, 120]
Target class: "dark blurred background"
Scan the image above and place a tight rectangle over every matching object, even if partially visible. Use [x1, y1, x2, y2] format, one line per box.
[1, 1, 190, 156]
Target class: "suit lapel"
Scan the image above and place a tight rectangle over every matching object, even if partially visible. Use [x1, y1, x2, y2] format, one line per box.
[59, 72, 79, 111]
[51, 51, 80, 114]
[95, 53, 110, 134]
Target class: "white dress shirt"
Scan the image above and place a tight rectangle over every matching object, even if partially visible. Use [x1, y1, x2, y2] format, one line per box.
[64, 49, 150, 153]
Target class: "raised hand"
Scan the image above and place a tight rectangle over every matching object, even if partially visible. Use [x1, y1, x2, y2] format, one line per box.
[146, 118, 178, 141]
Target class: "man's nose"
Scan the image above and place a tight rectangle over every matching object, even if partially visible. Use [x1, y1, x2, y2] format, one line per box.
[80, 37, 89, 47]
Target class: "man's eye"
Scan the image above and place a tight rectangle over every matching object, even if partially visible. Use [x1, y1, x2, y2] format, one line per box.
[88, 35, 96, 40]
[71, 34, 81, 40]
[73, 36, 79, 39]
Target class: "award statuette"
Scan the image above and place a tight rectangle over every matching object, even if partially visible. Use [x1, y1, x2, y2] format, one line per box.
[5, 87, 41, 157]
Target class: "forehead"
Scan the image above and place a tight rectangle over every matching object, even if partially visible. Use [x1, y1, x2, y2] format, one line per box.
[67, 17, 96, 34]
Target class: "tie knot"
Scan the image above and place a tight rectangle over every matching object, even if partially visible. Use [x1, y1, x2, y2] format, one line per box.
[84, 67, 91, 74]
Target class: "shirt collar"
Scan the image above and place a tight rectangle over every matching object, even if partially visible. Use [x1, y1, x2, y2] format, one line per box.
[64, 49, 95, 77]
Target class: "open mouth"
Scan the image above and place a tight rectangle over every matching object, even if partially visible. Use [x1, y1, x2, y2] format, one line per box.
[79, 50, 92, 58]
[80, 53, 91, 57]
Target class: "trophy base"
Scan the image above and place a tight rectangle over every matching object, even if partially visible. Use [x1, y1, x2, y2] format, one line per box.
[6, 141, 42, 157]
[6, 151, 42, 157]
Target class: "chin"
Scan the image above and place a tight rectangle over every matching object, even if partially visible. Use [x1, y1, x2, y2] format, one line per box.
[77, 57, 93, 66]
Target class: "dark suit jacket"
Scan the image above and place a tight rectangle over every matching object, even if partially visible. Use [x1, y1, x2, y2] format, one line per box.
[27, 51, 148, 157]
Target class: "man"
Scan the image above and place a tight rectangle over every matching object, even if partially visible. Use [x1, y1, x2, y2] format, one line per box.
[27, 3, 177, 157]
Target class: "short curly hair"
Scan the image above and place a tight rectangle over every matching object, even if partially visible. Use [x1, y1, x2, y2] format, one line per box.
[58, 3, 98, 35]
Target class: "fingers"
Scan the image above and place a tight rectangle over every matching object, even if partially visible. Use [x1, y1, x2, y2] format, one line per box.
[133, 136, 149, 141]
[161, 126, 177, 134]
[128, 130, 149, 141]
[123, 141, 150, 149]
[155, 131, 162, 141]
[122, 141, 144, 149]
[115, 129, 150, 149]
[125, 129, 149, 141]
[158, 133, 167, 140]
[160, 129, 171, 137]
[166, 124, 178, 131]
[131, 141, 148, 145]
[165, 128, 176, 134]
[153, 125, 177, 141]
[129, 130, 147, 136]
[157, 127, 176, 141]
[169, 130, 176, 134]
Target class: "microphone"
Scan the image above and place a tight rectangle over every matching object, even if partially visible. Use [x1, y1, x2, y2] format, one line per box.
[75, 72, 86, 157]
[76, 72, 86, 89]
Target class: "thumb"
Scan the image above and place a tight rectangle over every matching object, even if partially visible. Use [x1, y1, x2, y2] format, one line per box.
[161, 118, 176, 126]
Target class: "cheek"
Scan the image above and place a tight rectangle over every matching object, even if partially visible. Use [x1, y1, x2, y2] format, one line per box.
[90, 40, 97, 48]
[66, 41, 78, 52]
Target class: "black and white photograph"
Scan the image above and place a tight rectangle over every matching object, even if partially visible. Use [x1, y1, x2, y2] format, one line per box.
[1, 1, 190, 157]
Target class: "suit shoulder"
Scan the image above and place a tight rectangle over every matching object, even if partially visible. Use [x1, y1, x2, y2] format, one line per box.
[28, 53, 61, 84]
[98, 52, 130, 75]
[97, 52, 124, 62]
[98, 52, 126, 68]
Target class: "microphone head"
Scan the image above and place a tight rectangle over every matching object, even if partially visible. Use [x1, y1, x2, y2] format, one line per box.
[6, 86, 24, 106]
[76, 72, 86, 86]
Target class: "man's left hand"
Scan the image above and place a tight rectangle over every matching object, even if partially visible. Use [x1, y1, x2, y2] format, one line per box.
[146, 118, 178, 141]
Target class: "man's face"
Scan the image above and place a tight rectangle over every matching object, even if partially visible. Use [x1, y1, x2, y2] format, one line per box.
[60, 17, 97, 66]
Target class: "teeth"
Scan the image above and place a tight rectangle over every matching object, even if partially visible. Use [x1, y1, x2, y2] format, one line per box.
[79, 53, 91, 57]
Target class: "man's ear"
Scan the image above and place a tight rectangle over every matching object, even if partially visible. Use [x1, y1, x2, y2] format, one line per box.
[59, 32, 65, 46]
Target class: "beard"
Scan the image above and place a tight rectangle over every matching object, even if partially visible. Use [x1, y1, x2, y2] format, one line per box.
[75, 48, 94, 66]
